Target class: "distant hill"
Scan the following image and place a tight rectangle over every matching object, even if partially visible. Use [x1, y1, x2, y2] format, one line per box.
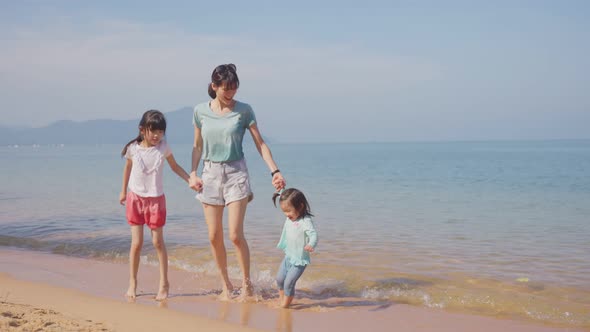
[0, 107, 265, 145]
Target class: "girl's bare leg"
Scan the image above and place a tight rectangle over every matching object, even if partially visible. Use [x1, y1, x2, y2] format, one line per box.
[127, 225, 143, 299]
[227, 197, 252, 298]
[203, 203, 234, 300]
[151, 227, 169, 301]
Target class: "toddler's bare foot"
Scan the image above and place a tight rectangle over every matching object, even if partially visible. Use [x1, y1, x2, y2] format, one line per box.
[155, 282, 169, 301]
[281, 296, 294, 308]
[277, 291, 284, 307]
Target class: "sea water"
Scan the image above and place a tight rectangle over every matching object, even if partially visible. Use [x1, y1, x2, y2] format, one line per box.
[1, 140, 589, 327]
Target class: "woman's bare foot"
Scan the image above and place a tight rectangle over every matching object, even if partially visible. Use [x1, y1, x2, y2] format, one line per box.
[155, 282, 169, 301]
[239, 281, 254, 300]
[126, 281, 137, 300]
[218, 283, 234, 301]
[218, 289, 233, 301]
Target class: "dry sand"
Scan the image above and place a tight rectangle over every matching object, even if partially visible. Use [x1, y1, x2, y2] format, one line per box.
[1, 300, 111, 332]
[0, 274, 260, 332]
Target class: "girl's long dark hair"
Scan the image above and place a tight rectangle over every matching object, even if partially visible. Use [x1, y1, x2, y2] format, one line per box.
[121, 110, 167, 156]
[208, 63, 240, 99]
[272, 188, 313, 219]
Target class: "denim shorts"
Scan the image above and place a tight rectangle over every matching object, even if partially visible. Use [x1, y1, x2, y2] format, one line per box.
[276, 256, 307, 297]
[196, 158, 253, 206]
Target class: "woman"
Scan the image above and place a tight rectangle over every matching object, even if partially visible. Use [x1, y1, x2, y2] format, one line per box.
[189, 64, 286, 299]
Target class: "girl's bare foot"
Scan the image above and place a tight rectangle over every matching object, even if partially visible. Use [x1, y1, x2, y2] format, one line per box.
[155, 282, 169, 301]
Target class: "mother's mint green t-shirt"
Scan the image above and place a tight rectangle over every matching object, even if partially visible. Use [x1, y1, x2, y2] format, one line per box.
[193, 100, 257, 163]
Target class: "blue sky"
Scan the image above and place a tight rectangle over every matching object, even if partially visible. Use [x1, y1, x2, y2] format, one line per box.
[1, 1, 589, 142]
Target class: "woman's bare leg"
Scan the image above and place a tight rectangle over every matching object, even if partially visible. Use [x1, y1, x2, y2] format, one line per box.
[227, 197, 252, 298]
[203, 203, 233, 299]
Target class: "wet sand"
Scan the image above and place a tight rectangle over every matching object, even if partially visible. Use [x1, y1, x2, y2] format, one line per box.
[0, 248, 586, 332]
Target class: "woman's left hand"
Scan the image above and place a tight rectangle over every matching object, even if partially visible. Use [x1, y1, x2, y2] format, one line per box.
[272, 172, 286, 190]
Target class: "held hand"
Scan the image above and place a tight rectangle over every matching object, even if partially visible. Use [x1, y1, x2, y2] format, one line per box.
[119, 191, 126, 205]
[304, 245, 314, 253]
[189, 173, 203, 192]
[272, 173, 286, 190]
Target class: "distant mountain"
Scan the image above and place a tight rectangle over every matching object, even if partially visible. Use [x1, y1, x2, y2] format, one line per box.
[1, 107, 264, 145]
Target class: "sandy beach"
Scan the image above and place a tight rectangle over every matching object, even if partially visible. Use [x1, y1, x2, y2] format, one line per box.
[0, 248, 586, 332]
[0, 274, 261, 332]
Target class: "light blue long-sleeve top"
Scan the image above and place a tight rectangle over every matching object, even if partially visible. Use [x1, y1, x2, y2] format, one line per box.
[277, 216, 318, 266]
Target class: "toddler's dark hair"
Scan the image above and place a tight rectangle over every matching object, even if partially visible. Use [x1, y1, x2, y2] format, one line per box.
[121, 110, 167, 156]
[272, 188, 313, 218]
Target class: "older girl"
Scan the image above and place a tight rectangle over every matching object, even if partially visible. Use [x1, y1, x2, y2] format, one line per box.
[120, 110, 192, 301]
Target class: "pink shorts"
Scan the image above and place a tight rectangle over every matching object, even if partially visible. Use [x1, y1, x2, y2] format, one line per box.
[126, 191, 166, 229]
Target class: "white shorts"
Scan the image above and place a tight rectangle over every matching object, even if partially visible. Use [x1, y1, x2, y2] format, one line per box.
[196, 158, 253, 206]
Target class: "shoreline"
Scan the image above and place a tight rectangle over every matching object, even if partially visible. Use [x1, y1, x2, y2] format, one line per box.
[0, 248, 586, 332]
